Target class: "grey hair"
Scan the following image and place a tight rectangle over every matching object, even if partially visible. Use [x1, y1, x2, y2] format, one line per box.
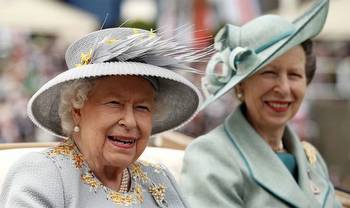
[58, 79, 94, 136]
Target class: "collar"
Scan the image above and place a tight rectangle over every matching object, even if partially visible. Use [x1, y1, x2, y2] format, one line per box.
[224, 105, 330, 207]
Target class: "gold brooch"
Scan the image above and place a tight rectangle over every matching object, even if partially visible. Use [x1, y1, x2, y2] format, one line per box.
[149, 183, 167, 208]
[302, 141, 317, 166]
[130, 163, 149, 183]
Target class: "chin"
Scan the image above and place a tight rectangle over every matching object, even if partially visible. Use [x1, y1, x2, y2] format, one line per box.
[105, 153, 135, 168]
[266, 117, 290, 128]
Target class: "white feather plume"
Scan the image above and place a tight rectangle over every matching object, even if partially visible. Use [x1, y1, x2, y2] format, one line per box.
[87, 28, 214, 73]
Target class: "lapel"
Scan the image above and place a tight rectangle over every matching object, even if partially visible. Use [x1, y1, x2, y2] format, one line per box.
[224, 106, 319, 208]
[285, 130, 332, 207]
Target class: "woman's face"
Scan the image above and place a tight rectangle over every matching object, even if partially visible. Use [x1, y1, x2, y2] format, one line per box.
[73, 75, 155, 169]
[240, 45, 307, 130]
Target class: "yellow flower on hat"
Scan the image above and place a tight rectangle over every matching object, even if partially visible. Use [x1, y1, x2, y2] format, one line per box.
[75, 48, 93, 67]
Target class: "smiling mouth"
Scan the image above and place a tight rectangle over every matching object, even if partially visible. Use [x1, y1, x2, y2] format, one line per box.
[265, 101, 291, 112]
[107, 136, 136, 145]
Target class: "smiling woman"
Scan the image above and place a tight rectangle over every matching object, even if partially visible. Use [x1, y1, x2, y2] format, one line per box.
[236, 46, 307, 151]
[61, 76, 155, 191]
[0, 26, 209, 208]
[181, 0, 342, 207]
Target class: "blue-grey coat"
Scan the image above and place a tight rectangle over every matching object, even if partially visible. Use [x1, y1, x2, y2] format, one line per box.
[181, 106, 341, 208]
[0, 140, 188, 208]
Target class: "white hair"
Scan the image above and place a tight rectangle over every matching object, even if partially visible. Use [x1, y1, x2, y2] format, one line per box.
[58, 79, 94, 136]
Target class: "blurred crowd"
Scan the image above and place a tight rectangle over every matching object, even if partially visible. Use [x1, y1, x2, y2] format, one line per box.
[0, 28, 66, 143]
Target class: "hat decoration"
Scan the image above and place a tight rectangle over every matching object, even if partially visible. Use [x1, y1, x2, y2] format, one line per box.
[200, 0, 329, 110]
[72, 28, 214, 71]
[203, 23, 294, 96]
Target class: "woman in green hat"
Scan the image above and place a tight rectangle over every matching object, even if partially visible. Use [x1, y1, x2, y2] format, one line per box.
[181, 0, 342, 207]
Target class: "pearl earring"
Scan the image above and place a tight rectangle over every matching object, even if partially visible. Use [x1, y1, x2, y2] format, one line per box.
[237, 91, 244, 101]
[73, 125, 80, 133]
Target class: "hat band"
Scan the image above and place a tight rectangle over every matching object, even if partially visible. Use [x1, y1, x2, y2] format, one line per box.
[255, 29, 295, 54]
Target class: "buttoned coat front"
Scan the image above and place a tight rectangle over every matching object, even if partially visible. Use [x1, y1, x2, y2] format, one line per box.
[181, 106, 341, 208]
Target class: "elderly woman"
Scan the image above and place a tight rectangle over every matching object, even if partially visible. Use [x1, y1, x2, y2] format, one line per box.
[181, 0, 342, 207]
[0, 27, 208, 207]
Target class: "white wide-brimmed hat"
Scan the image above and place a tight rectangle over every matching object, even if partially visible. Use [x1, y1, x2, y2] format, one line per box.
[27, 27, 211, 138]
[201, 0, 329, 109]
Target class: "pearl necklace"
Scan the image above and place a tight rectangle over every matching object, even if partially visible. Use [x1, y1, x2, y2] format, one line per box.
[119, 168, 129, 193]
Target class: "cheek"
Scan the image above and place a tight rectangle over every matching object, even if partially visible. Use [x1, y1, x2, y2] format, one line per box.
[293, 83, 307, 101]
[85, 107, 116, 127]
[135, 111, 153, 129]
[135, 116, 152, 154]
[243, 84, 266, 105]
[79, 110, 114, 145]
[139, 116, 153, 135]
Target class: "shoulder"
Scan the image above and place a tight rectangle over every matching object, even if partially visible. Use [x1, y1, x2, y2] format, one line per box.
[5, 150, 61, 177]
[3, 150, 64, 185]
[0, 151, 65, 207]
[181, 124, 244, 186]
[181, 127, 245, 207]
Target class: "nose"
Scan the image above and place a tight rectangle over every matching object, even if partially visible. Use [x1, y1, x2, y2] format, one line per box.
[118, 106, 137, 130]
[273, 75, 291, 96]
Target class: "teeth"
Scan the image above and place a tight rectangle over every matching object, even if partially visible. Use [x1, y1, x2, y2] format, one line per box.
[108, 136, 134, 144]
[120, 140, 132, 144]
[268, 102, 288, 108]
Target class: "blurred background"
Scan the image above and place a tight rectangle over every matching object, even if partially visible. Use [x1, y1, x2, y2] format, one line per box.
[0, 0, 349, 191]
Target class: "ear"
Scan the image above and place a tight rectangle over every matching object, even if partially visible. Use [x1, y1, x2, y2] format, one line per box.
[234, 83, 245, 102]
[72, 108, 81, 125]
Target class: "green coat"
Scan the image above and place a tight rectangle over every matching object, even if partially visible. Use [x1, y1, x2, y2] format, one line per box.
[181, 106, 341, 208]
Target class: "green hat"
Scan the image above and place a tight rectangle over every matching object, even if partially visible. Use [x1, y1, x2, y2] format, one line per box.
[201, 0, 329, 110]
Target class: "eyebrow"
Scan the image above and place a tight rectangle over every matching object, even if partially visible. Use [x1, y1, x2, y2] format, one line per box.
[102, 93, 155, 103]
[261, 64, 278, 71]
